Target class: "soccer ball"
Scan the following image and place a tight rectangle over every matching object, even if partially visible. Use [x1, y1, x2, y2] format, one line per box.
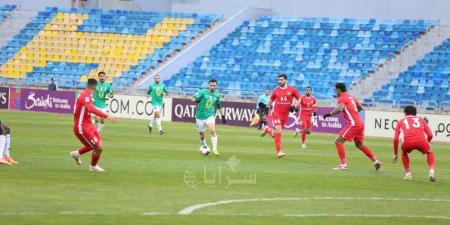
[198, 145, 210, 155]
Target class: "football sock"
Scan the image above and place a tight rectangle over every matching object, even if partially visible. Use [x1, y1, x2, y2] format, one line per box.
[200, 139, 206, 146]
[97, 122, 104, 132]
[156, 118, 162, 131]
[211, 135, 218, 151]
[427, 151, 435, 170]
[336, 143, 346, 165]
[264, 126, 274, 137]
[78, 146, 92, 155]
[301, 131, 306, 144]
[274, 133, 281, 153]
[401, 152, 410, 173]
[91, 151, 101, 166]
[358, 145, 376, 161]
[0, 135, 5, 158]
[4, 134, 10, 158]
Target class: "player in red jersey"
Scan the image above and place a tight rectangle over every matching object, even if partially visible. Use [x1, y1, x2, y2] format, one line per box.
[294, 87, 317, 149]
[393, 106, 435, 182]
[261, 74, 301, 158]
[70, 79, 118, 172]
[323, 83, 381, 170]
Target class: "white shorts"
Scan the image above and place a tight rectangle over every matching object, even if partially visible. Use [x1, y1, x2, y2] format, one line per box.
[95, 107, 108, 114]
[196, 116, 215, 132]
[152, 105, 162, 113]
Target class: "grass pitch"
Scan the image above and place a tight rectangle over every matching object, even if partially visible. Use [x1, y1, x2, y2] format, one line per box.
[0, 110, 449, 225]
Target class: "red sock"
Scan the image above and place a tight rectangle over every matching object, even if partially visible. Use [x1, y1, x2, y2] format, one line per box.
[91, 151, 101, 166]
[401, 152, 410, 173]
[264, 126, 274, 137]
[301, 131, 306, 144]
[359, 145, 377, 161]
[274, 133, 281, 153]
[336, 143, 346, 164]
[78, 146, 92, 155]
[427, 151, 435, 170]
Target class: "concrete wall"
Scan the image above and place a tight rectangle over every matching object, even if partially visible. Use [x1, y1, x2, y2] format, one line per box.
[171, 0, 450, 24]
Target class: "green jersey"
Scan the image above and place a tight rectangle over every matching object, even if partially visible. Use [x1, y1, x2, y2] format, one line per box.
[147, 82, 168, 106]
[194, 89, 222, 120]
[93, 81, 113, 108]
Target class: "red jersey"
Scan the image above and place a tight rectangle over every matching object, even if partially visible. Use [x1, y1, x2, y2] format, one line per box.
[337, 93, 363, 126]
[394, 116, 432, 150]
[74, 89, 108, 134]
[300, 95, 317, 117]
[270, 86, 301, 114]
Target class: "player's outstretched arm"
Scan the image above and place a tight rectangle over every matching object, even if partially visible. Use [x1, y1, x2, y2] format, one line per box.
[84, 99, 109, 119]
[323, 104, 344, 118]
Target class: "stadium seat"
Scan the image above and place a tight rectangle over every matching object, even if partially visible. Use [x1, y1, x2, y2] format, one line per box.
[165, 16, 435, 99]
[371, 39, 450, 105]
[0, 7, 222, 89]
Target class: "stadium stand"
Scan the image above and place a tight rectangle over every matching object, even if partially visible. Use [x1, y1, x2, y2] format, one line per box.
[0, 7, 222, 89]
[371, 39, 450, 110]
[166, 16, 435, 99]
[0, 4, 16, 23]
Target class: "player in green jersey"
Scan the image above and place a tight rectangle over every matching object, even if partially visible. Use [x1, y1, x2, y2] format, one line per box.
[93, 72, 113, 132]
[193, 79, 226, 156]
[147, 75, 168, 135]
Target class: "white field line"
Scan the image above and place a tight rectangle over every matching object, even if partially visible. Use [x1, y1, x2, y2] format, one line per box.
[178, 197, 450, 215]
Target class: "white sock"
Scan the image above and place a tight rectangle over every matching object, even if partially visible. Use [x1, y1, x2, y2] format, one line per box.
[149, 117, 156, 127]
[97, 123, 105, 132]
[211, 135, 218, 151]
[4, 134, 10, 158]
[0, 135, 5, 158]
[156, 118, 162, 131]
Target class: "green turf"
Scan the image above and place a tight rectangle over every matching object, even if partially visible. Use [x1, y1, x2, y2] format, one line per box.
[0, 110, 449, 225]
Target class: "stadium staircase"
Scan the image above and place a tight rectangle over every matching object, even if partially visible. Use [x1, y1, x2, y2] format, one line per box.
[351, 24, 450, 102]
[0, 7, 37, 49]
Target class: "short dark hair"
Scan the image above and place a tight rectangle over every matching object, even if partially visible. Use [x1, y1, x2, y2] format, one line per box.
[98, 71, 106, 76]
[335, 83, 346, 92]
[404, 105, 417, 116]
[306, 86, 312, 91]
[278, 74, 287, 80]
[87, 78, 97, 87]
[209, 79, 217, 84]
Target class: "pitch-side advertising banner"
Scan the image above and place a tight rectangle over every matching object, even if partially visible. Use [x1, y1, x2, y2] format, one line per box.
[171, 98, 257, 126]
[267, 107, 348, 133]
[108, 95, 172, 121]
[365, 110, 450, 143]
[0, 87, 9, 109]
[20, 89, 75, 114]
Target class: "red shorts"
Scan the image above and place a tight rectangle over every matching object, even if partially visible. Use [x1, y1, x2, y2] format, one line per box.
[73, 125, 101, 149]
[300, 114, 313, 130]
[401, 141, 431, 154]
[339, 124, 364, 142]
[272, 111, 289, 127]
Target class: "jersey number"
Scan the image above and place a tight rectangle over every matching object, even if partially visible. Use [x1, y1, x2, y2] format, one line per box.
[280, 96, 288, 102]
[403, 118, 421, 130]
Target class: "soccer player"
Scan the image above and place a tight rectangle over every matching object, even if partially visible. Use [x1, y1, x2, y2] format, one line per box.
[193, 79, 226, 156]
[147, 74, 168, 135]
[261, 74, 301, 158]
[323, 83, 382, 170]
[70, 79, 118, 172]
[93, 71, 113, 133]
[393, 106, 435, 182]
[0, 121, 18, 165]
[294, 87, 317, 149]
